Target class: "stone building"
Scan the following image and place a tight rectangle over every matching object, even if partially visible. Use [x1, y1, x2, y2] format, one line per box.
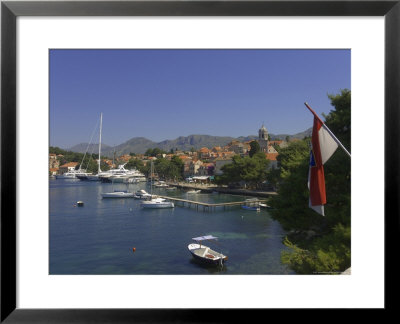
[258, 124, 269, 153]
[49, 153, 60, 169]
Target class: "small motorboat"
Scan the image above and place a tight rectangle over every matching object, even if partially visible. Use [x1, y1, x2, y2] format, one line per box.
[133, 189, 152, 199]
[188, 235, 228, 266]
[241, 205, 261, 211]
[259, 203, 273, 209]
[154, 181, 169, 188]
[242, 198, 261, 211]
[187, 190, 201, 194]
[165, 186, 177, 191]
[101, 190, 134, 198]
[140, 197, 174, 208]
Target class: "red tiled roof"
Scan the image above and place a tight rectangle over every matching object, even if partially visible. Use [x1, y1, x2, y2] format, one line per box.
[265, 153, 278, 161]
[60, 162, 79, 168]
[179, 155, 190, 160]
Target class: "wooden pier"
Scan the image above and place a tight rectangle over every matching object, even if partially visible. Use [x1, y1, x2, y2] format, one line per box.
[157, 195, 268, 212]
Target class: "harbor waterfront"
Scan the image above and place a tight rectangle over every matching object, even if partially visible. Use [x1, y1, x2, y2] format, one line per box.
[49, 178, 294, 275]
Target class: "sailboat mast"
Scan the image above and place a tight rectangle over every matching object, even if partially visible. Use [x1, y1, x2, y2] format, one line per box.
[98, 113, 102, 174]
[150, 161, 153, 196]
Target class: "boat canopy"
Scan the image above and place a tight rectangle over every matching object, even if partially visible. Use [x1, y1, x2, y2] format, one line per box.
[192, 235, 218, 242]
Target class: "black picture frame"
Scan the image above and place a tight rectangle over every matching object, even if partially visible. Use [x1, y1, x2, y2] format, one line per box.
[1, 0, 398, 322]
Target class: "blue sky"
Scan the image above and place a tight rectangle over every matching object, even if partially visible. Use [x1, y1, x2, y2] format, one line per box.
[50, 49, 350, 148]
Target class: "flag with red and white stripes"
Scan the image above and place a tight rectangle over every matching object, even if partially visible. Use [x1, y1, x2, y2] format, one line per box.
[306, 105, 339, 216]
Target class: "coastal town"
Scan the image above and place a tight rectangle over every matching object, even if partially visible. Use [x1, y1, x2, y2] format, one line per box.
[47, 46, 352, 280]
[49, 124, 296, 190]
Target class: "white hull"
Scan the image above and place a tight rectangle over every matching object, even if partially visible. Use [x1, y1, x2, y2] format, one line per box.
[141, 201, 174, 208]
[109, 176, 129, 183]
[56, 173, 84, 179]
[101, 192, 134, 198]
[188, 243, 227, 265]
[141, 197, 174, 208]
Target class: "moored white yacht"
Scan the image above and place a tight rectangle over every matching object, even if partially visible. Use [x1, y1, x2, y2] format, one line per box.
[56, 170, 83, 179]
[133, 189, 152, 200]
[101, 190, 135, 198]
[140, 197, 174, 208]
[139, 162, 174, 208]
[99, 164, 141, 182]
[154, 181, 169, 188]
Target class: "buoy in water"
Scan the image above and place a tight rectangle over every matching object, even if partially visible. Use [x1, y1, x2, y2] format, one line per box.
[132, 247, 136, 252]
[77, 201, 84, 207]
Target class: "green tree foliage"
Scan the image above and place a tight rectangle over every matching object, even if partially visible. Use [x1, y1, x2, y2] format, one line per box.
[49, 146, 86, 165]
[249, 140, 261, 157]
[215, 153, 270, 189]
[323, 89, 351, 150]
[125, 158, 146, 173]
[281, 224, 351, 274]
[145, 148, 166, 157]
[49, 146, 109, 174]
[269, 140, 323, 230]
[153, 156, 184, 180]
[270, 90, 351, 274]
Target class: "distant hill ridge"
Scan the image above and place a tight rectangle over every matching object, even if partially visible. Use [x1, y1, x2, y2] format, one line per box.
[68, 128, 312, 156]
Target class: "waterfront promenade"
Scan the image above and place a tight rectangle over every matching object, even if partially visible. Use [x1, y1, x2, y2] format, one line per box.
[157, 194, 268, 212]
[166, 181, 277, 198]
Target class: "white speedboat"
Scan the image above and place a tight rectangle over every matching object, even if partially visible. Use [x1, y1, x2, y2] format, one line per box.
[242, 198, 261, 211]
[188, 235, 228, 266]
[101, 190, 134, 198]
[154, 181, 169, 188]
[133, 189, 152, 199]
[187, 190, 201, 194]
[56, 169, 88, 179]
[140, 197, 174, 208]
[56, 172, 77, 179]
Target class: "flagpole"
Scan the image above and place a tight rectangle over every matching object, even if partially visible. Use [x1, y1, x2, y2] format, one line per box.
[304, 102, 351, 158]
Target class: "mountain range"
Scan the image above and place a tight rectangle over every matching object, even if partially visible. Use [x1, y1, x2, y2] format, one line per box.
[68, 128, 312, 157]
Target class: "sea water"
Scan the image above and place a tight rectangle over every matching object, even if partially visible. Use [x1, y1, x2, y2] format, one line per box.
[49, 179, 294, 275]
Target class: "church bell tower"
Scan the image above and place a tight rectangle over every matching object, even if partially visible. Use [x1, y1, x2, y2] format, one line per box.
[258, 124, 269, 152]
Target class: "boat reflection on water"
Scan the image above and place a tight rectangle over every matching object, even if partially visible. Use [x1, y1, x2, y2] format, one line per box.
[188, 258, 228, 274]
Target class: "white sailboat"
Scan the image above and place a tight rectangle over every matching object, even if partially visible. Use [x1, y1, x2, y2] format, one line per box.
[140, 161, 174, 208]
[77, 113, 103, 181]
[101, 175, 135, 198]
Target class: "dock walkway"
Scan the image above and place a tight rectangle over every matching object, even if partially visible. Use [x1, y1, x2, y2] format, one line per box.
[166, 182, 277, 198]
[157, 195, 267, 212]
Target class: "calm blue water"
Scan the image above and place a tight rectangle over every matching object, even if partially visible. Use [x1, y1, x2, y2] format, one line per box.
[49, 179, 294, 275]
